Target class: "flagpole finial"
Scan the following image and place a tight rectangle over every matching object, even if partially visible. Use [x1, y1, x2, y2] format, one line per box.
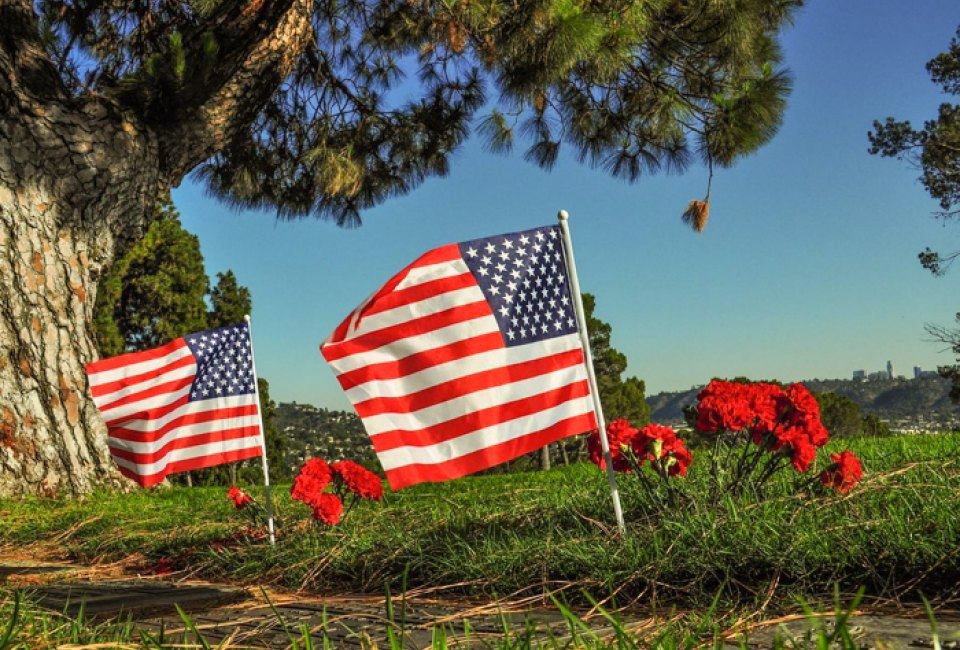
[557, 210, 569, 221]
[244, 314, 251, 323]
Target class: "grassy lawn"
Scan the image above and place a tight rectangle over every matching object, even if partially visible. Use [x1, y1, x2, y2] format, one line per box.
[1, 433, 958, 610]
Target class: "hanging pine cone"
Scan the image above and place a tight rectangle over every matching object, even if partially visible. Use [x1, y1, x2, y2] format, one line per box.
[681, 199, 710, 232]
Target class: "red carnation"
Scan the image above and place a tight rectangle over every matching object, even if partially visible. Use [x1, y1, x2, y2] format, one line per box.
[632, 423, 676, 462]
[301, 457, 334, 486]
[820, 451, 863, 494]
[291, 457, 334, 504]
[588, 419, 638, 472]
[666, 443, 693, 477]
[788, 438, 817, 473]
[227, 485, 252, 509]
[332, 460, 385, 501]
[629, 423, 693, 477]
[309, 492, 344, 525]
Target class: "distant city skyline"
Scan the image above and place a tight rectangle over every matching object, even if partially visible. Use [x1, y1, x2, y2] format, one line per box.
[173, 1, 959, 411]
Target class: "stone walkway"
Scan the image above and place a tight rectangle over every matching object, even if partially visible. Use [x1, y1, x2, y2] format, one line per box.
[3, 559, 959, 649]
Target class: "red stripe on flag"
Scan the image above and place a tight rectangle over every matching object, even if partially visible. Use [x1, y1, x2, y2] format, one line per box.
[98, 375, 195, 414]
[108, 425, 262, 465]
[354, 348, 586, 418]
[370, 379, 592, 452]
[89, 354, 195, 398]
[321, 300, 493, 362]
[86, 338, 188, 374]
[361, 271, 477, 318]
[103, 393, 191, 427]
[118, 446, 263, 488]
[107, 403, 260, 443]
[334, 332, 504, 392]
[383, 412, 596, 489]
[325, 244, 462, 345]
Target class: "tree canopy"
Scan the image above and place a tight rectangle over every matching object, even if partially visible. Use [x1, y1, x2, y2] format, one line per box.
[37, 0, 799, 226]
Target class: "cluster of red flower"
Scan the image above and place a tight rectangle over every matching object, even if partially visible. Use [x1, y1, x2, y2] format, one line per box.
[226, 485, 253, 509]
[696, 379, 829, 472]
[291, 457, 384, 525]
[589, 420, 693, 477]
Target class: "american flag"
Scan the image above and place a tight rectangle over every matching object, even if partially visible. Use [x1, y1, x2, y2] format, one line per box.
[85, 323, 264, 487]
[321, 225, 598, 489]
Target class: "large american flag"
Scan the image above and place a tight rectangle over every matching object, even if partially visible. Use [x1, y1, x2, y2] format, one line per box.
[85, 323, 263, 487]
[321, 225, 598, 489]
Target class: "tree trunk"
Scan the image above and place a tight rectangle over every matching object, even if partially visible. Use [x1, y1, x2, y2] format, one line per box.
[540, 445, 552, 471]
[0, 91, 163, 496]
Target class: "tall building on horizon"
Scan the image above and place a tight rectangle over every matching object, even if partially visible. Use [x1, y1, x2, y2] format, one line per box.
[887, 360, 894, 380]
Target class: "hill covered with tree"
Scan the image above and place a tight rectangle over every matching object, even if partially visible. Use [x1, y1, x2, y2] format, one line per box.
[274, 403, 376, 476]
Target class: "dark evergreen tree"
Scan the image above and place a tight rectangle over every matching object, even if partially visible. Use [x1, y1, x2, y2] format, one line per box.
[208, 270, 253, 328]
[93, 195, 209, 356]
[1, 0, 800, 495]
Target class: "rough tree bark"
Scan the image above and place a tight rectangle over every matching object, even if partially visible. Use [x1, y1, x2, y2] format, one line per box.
[0, 0, 311, 496]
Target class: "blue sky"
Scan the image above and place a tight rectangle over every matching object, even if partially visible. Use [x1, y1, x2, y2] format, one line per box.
[173, 0, 960, 410]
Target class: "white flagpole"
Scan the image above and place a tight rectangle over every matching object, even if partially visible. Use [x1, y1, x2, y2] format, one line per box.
[245, 314, 276, 545]
[557, 210, 627, 537]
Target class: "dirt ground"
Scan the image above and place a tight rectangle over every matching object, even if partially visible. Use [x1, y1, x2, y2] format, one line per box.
[2, 548, 959, 649]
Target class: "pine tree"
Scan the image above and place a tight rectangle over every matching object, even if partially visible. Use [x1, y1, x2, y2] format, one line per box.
[92, 195, 209, 356]
[1, 0, 799, 495]
[208, 271, 253, 328]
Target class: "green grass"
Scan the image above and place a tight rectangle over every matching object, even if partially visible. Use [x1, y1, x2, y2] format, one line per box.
[1, 585, 922, 650]
[2, 433, 958, 610]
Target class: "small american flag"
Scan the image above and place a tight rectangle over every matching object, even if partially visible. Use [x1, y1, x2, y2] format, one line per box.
[85, 323, 263, 487]
[321, 225, 598, 489]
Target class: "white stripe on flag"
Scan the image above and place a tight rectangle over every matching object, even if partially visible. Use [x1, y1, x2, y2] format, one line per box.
[376, 394, 595, 470]
[87, 344, 193, 387]
[395, 259, 470, 291]
[110, 394, 256, 433]
[92, 361, 197, 409]
[353, 285, 485, 336]
[107, 414, 262, 453]
[329, 315, 501, 374]
[111, 434, 265, 476]
[363, 365, 589, 436]
[99, 385, 193, 425]
[344, 332, 583, 403]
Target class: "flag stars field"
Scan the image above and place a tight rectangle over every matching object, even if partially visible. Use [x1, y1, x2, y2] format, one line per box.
[460, 228, 578, 348]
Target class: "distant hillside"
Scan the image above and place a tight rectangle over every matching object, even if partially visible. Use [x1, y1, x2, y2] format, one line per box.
[646, 376, 960, 432]
[274, 402, 378, 474]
